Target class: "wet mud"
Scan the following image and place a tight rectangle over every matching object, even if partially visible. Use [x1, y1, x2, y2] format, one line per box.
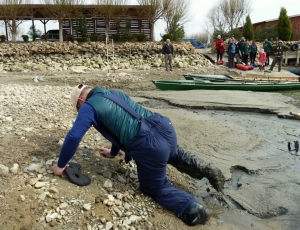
[140, 98, 300, 230]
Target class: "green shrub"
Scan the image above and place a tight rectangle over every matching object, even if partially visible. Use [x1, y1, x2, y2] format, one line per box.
[136, 33, 147, 42]
[68, 34, 75, 42]
[112, 33, 121, 42]
[161, 34, 172, 41]
[90, 34, 99, 42]
[0, 35, 6, 42]
[22, 35, 29, 42]
[121, 32, 134, 42]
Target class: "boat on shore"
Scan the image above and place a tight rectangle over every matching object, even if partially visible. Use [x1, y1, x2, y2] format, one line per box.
[183, 74, 234, 82]
[184, 73, 300, 82]
[152, 80, 300, 91]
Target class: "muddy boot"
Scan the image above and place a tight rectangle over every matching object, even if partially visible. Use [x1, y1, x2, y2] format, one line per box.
[169, 145, 225, 192]
[181, 202, 211, 226]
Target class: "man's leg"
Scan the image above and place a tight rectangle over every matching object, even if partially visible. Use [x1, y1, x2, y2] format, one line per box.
[169, 54, 173, 71]
[278, 56, 283, 72]
[270, 56, 278, 71]
[165, 54, 168, 71]
[126, 114, 210, 225]
[266, 52, 270, 66]
[169, 145, 225, 192]
[217, 50, 220, 62]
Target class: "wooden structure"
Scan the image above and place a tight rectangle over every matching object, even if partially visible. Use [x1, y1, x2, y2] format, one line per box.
[240, 14, 300, 41]
[3, 4, 152, 40]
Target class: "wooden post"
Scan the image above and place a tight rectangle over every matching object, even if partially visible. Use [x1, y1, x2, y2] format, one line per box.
[32, 19, 35, 41]
[297, 49, 299, 66]
[5, 20, 8, 41]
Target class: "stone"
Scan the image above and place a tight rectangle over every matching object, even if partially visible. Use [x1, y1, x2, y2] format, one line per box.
[49, 187, 58, 193]
[34, 182, 46, 188]
[83, 203, 91, 211]
[114, 207, 122, 217]
[19, 195, 26, 201]
[29, 178, 38, 186]
[41, 123, 53, 129]
[105, 222, 113, 230]
[103, 179, 113, 188]
[59, 202, 69, 210]
[0, 164, 9, 175]
[129, 215, 142, 223]
[123, 219, 131, 226]
[45, 214, 52, 222]
[25, 163, 41, 173]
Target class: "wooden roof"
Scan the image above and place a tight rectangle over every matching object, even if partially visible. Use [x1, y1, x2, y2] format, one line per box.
[6, 4, 143, 20]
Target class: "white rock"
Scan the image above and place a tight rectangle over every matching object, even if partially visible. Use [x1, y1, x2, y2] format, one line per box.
[10, 164, 19, 174]
[103, 179, 113, 188]
[129, 215, 142, 223]
[5, 116, 13, 122]
[41, 123, 53, 129]
[45, 214, 52, 222]
[123, 219, 131, 226]
[58, 138, 64, 146]
[105, 222, 113, 230]
[107, 194, 114, 201]
[19, 195, 26, 201]
[59, 202, 69, 210]
[83, 203, 91, 211]
[50, 212, 61, 220]
[0, 164, 9, 175]
[45, 160, 54, 166]
[35, 182, 46, 188]
[25, 163, 41, 172]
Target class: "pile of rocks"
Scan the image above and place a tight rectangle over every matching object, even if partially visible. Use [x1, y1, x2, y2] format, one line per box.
[0, 41, 212, 73]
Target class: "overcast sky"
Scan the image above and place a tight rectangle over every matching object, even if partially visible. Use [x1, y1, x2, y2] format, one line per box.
[6, 0, 300, 41]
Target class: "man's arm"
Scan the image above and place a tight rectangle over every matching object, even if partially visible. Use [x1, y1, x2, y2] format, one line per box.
[56, 103, 96, 169]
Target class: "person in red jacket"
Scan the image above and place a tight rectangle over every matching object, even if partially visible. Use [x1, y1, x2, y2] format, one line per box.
[258, 49, 267, 71]
[215, 35, 225, 63]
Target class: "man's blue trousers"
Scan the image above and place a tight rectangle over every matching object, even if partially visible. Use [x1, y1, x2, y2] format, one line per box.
[125, 113, 196, 217]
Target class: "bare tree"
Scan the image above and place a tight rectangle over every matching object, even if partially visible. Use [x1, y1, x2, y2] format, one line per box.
[137, 0, 171, 41]
[205, 0, 252, 35]
[163, 0, 190, 36]
[93, 0, 128, 40]
[40, 0, 84, 42]
[0, 0, 32, 42]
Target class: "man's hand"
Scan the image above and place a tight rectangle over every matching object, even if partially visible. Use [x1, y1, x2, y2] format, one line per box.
[99, 147, 115, 158]
[53, 164, 67, 176]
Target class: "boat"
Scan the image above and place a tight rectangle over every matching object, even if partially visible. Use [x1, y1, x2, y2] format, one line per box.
[152, 80, 300, 91]
[183, 74, 234, 81]
[184, 73, 300, 82]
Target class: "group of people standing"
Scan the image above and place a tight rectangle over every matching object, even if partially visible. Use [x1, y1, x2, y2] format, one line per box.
[215, 35, 283, 72]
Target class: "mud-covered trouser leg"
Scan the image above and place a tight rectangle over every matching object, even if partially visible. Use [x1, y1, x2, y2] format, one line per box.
[126, 114, 195, 218]
[168, 145, 225, 192]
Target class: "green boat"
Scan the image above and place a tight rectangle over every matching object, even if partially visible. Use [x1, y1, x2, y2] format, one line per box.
[183, 74, 234, 81]
[152, 80, 300, 91]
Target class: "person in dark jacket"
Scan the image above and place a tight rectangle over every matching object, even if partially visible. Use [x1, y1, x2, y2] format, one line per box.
[263, 38, 273, 66]
[227, 38, 237, 68]
[215, 35, 225, 62]
[269, 40, 284, 72]
[236, 37, 245, 63]
[241, 39, 250, 64]
[249, 40, 258, 64]
[162, 39, 174, 71]
[53, 84, 211, 226]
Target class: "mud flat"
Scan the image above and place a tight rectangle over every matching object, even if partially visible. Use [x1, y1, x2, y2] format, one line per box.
[135, 90, 300, 230]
